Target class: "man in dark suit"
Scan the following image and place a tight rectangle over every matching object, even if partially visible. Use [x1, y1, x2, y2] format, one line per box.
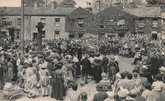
[100, 53, 109, 73]
[80, 54, 91, 84]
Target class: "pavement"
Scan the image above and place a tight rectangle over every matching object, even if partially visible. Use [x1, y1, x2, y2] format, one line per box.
[0, 56, 134, 101]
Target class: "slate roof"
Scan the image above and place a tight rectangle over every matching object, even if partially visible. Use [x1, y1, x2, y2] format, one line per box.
[123, 7, 161, 18]
[0, 7, 76, 16]
[95, 6, 136, 19]
[67, 7, 93, 18]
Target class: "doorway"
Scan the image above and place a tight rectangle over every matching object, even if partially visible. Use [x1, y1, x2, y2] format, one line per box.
[33, 33, 38, 41]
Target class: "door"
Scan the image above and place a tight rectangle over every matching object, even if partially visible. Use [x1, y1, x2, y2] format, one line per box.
[33, 33, 38, 41]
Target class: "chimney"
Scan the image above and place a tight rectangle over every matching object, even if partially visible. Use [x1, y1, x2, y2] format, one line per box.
[86, 2, 92, 12]
[85, 7, 93, 12]
[50, 1, 57, 9]
[34, 2, 38, 9]
[161, 5, 165, 13]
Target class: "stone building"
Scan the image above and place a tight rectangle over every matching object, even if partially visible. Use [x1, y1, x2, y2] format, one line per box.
[65, 7, 94, 38]
[124, 6, 162, 39]
[93, 6, 135, 40]
[0, 3, 75, 41]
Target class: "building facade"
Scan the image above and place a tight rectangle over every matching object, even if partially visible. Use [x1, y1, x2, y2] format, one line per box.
[124, 7, 162, 39]
[93, 6, 135, 40]
[0, 5, 75, 42]
[65, 7, 94, 38]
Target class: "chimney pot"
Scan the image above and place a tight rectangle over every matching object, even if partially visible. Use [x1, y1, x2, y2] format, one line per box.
[50, 1, 57, 9]
[34, 2, 38, 9]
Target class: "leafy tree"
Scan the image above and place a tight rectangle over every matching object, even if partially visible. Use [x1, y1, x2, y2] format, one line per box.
[58, 0, 76, 7]
[146, 0, 165, 5]
[0, 7, 10, 45]
[24, 0, 45, 7]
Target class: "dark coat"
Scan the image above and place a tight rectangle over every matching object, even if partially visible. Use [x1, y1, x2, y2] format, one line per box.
[160, 89, 165, 101]
[51, 69, 65, 100]
[143, 69, 153, 84]
[93, 92, 108, 101]
[0, 67, 3, 80]
[100, 56, 109, 73]
[81, 58, 91, 74]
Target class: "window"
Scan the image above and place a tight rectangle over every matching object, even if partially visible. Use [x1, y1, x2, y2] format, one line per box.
[54, 31, 60, 39]
[42, 31, 45, 38]
[17, 18, 21, 26]
[78, 33, 83, 38]
[99, 24, 104, 28]
[2, 18, 6, 24]
[117, 19, 125, 27]
[54, 18, 60, 26]
[78, 18, 84, 24]
[138, 19, 145, 27]
[106, 19, 117, 27]
[15, 30, 20, 39]
[40, 18, 46, 26]
[78, 18, 84, 28]
[163, 19, 165, 24]
[153, 19, 158, 27]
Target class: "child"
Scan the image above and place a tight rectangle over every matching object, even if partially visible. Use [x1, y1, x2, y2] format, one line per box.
[67, 83, 79, 101]
[78, 92, 88, 101]
[39, 64, 50, 97]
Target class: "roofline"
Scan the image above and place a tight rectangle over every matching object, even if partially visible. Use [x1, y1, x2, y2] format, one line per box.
[133, 16, 161, 18]
[0, 14, 68, 16]
[96, 6, 137, 18]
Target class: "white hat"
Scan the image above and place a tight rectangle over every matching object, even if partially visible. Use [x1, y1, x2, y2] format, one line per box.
[161, 52, 165, 55]
[107, 92, 115, 98]
[118, 89, 129, 98]
[142, 65, 148, 69]
[159, 66, 165, 72]
[116, 73, 121, 79]
[130, 88, 141, 95]
[29, 50, 33, 53]
[41, 63, 47, 69]
[101, 72, 107, 78]
[0, 47, 2, 50]
[27, 58, 33, 64]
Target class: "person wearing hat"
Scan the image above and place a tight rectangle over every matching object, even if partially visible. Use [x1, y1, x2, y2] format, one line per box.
[92, 53, 102, 83]
[107, 56, 118, 84]
[66, 83, 79, 101]
[0, 63, 4, 89]
[80, 54, 91, 84]
[99, 72, 111, 92]
[117, 89, 129, 101]
[159, 66, 165, 83]
[151, 74, 164, 101]
[78, 91, 88, 101]
[160, 84, 165, 101]
[114, 73, 122, 93]
[6, 58, 14, 82]
[51, 63, 66, 100]
[62, 57, 74, 82]
[134, 61, 142, 72]
[26, 67, 39, 98]
[93, 84, 108, 101]
[39, 63, 50, 97]
[141, 65, 153, 84]
[128, 88, 146, 101]
[100, 53, 109, 73]
[142, 83, 153, 101]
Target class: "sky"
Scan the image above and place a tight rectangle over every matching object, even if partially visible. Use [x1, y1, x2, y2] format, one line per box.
[0, 0, 93, 8]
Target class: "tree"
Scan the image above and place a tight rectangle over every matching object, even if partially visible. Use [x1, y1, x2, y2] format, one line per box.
[58, 0, 76, 7]
[0, 7, 11, 46]
[146, 0, 165, 5]
[24, 0, 45, 7]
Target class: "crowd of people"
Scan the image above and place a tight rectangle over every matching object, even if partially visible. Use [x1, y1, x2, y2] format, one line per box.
[0, 36, 165, 101]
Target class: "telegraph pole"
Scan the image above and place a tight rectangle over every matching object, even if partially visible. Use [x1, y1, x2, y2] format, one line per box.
[21, 0, 24, 57]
